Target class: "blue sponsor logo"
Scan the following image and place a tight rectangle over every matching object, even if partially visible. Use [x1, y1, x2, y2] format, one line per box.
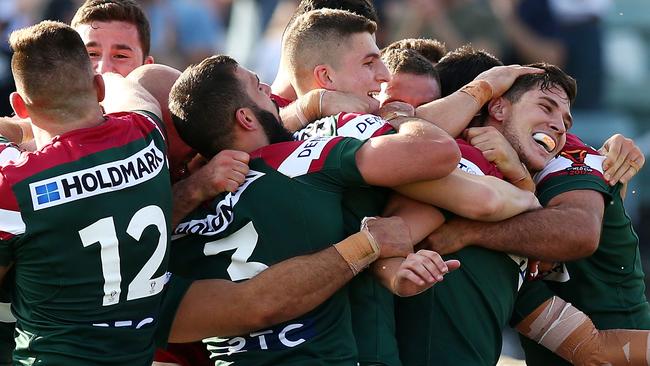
[34, 182, 60, 204]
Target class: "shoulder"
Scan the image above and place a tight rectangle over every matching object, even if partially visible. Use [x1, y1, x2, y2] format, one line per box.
[535, 133, 605, 185]
[105, 111, 166, 140]
[335, 113, 394, 139]
[252, 136, 361, 178]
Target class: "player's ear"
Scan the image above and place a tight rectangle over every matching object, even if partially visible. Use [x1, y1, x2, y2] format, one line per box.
[488, 97, 508, 124]
[314, 64, 335, 89]
[9, 92, 29, 119]
[93, 74, 105, 103]
[234, 107, 257, 131]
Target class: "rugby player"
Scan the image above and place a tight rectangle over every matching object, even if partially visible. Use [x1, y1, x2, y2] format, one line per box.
[378, 44, 650, 366]
[280, 10, 546, 365]
[166, 52, 464, 365]
[0, 20, 423, 365]
[0, 20, 170, 365]
[423, 47, 650, 366]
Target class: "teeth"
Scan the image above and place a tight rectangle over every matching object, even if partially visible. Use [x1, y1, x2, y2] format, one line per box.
[532, 132, 556, 152]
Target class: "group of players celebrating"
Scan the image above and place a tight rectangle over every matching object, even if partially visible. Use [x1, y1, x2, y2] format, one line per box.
[0, 0, 648, 365]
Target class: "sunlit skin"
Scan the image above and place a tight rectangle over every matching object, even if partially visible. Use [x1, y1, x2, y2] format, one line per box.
[380, 72, 441, 107]
[382, 69, 570, 173]
[75, 21, 153, 77]
[493, 86, 571, 172]
[236, 67, 278, 120]
[326, 32, 391, 103]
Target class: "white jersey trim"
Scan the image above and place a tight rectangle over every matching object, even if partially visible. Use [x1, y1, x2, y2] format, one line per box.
[0, 208, 25, 236]
[0, 146, 20, 165]
[534, 153, 605, 184]
[277, 137, 333, 178]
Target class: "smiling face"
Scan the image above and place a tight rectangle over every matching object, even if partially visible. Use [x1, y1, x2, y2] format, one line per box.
[75, 20, 153, 76]
[327, 32, 390, 102]
[495, 85, 572, 172]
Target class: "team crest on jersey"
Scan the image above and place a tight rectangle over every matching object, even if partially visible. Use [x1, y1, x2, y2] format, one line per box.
[173, 170, 265, 236]
[560, 149, 593, 176]
[29, 141, 164, 210]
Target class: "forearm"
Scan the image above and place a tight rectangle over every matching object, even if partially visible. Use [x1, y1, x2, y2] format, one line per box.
[371, 257, 403, 295]
[394, 170, 536, 222]
[171, 177, 204, 228]
[280, 90, 321, 132]
[0, 117, 31, 144]
[414, 84, 488, 137]
[102, 73, 162, 119]
[168, 246, 354, 342]
[445, 206, 600, 261]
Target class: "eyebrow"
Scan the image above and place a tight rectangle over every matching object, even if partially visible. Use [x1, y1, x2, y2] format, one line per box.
[84, 41, 134, 52]
[363, 52, 381, 60]
[540, 96, 573, 126]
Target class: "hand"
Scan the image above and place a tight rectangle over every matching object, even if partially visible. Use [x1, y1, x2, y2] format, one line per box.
[474, 65, 544, 98]
[378, 101, 416, 120]
[319, 90, 380, 117]
[464, 126, 527, 181]
[421, 217, 471, 255]
[392, 250, 461, 297]
[192, 150, 250, 201]
[599, 134, 645, 185]
[363, 216, 413, 259]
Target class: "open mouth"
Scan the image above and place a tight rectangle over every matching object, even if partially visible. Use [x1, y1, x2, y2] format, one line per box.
[532, 132, 556, 153]
[368, 91, 379, 98]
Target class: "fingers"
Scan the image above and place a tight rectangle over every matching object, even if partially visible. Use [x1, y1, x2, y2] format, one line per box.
[445, 259, 461, 272]
[512, 65, 545, 76]
[403, 250, 453, 283]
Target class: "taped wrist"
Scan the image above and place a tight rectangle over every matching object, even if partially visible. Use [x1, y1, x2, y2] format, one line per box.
[516, 296, 650, 365]
[334, 218, 381, 275]
[459, 80, 493, 106]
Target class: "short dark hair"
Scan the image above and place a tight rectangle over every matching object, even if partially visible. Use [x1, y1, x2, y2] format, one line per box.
[169, 55, 252, 159]
[382, 48, 439, 83]
[10, 21, 95, 117]
[503, 62, 577, 106]
[436, 45, 503, 98]
[284, 9, 377, 86]
[383, 38, 447, 65]
[285, 0, 378, 36]
[71, 0, 151, 57]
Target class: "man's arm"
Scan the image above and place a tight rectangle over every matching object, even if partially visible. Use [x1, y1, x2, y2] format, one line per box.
[0, 117, 32, 144]
[168, 216, 412, 342]
[355, 117, 460, 187]
[395, 168, 539, 222]
[101, 69, 162, 120]
[425, 189, 604, 261]
[170, 150, 250, 227]
[281, 89, 378, 132]
[415, 65, 544, 137]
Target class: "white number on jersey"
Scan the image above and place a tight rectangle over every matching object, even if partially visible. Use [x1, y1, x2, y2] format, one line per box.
[203, 221, 268, 281]
[79, 205, 168, 306]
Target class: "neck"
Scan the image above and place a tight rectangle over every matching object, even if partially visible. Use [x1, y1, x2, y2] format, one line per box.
[30, 105, 105, 150]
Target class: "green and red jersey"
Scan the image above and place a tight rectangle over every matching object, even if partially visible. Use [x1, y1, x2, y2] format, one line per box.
[0, 112, 173, 365]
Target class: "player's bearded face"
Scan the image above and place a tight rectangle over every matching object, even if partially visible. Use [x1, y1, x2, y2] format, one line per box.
[252, 106, 293, 144]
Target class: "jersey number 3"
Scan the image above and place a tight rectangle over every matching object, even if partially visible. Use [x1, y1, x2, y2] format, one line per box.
[79, 205, 168, 306]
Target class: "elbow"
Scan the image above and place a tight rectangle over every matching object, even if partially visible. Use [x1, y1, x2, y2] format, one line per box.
[573, 234, 599, 259]
[424, 136, 460, 178]
[464, 188, 504, 221]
